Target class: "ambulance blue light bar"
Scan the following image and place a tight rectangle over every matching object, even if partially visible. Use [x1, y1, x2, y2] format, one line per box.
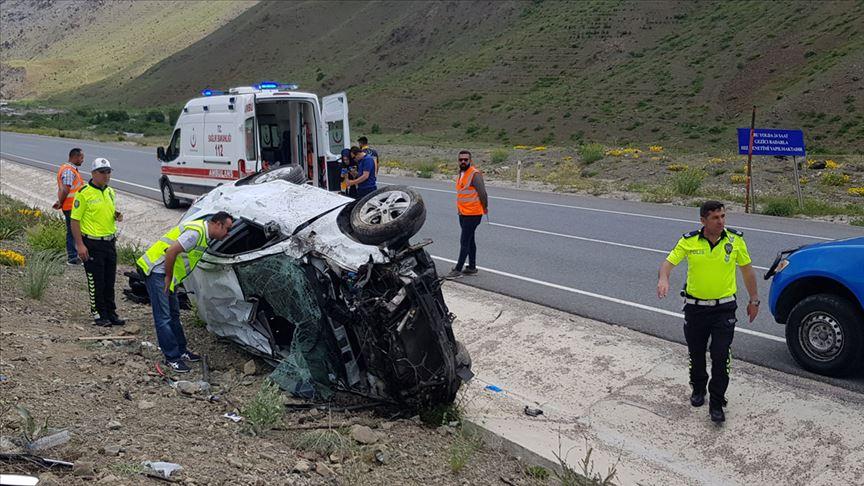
[256, 81, 299, 90]
[201, 89, 225, 96]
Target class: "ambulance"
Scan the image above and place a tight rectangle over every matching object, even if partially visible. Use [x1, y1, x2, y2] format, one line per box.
[156, 82, 350, 208]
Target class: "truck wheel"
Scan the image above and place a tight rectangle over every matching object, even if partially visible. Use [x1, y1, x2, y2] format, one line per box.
[161, 179, 180, 209]
[349, 186, 425, 247]
[786, 293, 864, 377]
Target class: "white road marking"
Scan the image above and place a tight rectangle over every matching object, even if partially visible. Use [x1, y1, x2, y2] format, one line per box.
[0, 152, 160, 193]
[489, 221, 771, 271]
[432, 255, 786, 344]
[404, 184, 833, 241]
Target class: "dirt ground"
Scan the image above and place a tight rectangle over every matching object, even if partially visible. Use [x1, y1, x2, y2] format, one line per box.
[0, 238, 547, 485]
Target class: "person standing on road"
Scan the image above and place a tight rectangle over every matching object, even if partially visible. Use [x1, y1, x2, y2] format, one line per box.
[70, 158, 126, 327]
[656, 200, 759, 423]
[358, 136, 379, 175]
[345, 146, 377, 199]
[136, 211, 234, 373]
[53, 148, 86, 265]
[446, 150, 488, 279]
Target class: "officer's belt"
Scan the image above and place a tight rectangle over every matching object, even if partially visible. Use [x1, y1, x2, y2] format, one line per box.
[683, 295, 735, 306]
[83, 234, 116, 241]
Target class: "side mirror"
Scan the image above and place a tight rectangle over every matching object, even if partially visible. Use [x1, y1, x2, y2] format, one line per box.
[157, 146, 165, 161]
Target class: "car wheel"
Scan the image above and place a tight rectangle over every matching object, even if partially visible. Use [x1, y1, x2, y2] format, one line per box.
[785, 293, 864, 377]
[349, 186, 426, 246]
[248, 164, 306, 185]
[161, 179, 180, 209]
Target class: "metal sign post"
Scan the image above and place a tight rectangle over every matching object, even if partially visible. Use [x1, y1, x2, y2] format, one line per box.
[792, 156, 804, 210]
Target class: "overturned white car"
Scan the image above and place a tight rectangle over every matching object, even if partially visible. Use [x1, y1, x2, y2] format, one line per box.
[153, 167, 472, 407]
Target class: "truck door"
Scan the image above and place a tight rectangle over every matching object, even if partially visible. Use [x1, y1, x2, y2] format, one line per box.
[321, 92, 350, 157]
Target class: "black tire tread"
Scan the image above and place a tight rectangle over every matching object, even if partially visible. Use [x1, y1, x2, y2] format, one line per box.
[785, 293, 864, 377]
[349, 186, 425, 246]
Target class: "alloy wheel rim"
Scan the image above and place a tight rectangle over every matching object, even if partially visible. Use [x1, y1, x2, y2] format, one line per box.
[359, 191, 412, 225]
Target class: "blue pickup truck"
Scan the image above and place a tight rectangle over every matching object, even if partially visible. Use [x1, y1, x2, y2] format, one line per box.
[766, 237, 864, 376]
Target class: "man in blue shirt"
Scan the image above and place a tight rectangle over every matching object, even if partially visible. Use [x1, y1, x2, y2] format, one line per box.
[346, 146, 377, 199]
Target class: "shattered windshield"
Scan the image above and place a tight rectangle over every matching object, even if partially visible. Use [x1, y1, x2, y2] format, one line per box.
[235, 256, 339, 398]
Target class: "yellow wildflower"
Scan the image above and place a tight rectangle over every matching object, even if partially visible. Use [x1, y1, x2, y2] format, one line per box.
[848, 187, 864, 197]
[667, 164, 688, 172]
[708, 157, 725, 164]
[531, 146, 547, 151]
[606, 149, 624, 157]
[649, 145, 663, 153]
[513, 145, 531, 150]
[0, 249, 25, 267]
[825, 159, 840, 170]
[730, 174, 747, 184]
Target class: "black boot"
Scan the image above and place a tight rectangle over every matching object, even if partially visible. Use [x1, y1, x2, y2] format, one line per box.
[690, 390, 706, 407]
[709, 404, 725, 423]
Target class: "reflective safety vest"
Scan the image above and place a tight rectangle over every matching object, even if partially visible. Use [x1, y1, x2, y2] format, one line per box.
[136, 219, 208, 292]
[56, 164, 85, 211]
[456, 166, 484, 216]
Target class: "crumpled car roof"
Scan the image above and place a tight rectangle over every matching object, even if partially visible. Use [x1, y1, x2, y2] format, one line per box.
[184, 180, 350, 235]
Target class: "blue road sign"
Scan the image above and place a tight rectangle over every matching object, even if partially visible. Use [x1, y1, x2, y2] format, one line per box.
[738, 128, 805, 156]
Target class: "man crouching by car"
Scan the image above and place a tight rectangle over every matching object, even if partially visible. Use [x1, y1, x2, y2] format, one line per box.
[136, 212, 234, 373]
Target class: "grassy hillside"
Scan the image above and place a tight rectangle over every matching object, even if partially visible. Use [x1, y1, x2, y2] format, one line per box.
[17, 0, 864, 152]
[0, 0, 257, 98]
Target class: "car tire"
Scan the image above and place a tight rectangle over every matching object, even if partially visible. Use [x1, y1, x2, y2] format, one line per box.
[161, 179, 180, 209]
[247, 164, 307, 185]
[785, 293, 864, 377]
[349, 186, 426, 246]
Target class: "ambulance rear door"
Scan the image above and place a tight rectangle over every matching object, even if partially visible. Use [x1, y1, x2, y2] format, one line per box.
[321, 92, 350, 158]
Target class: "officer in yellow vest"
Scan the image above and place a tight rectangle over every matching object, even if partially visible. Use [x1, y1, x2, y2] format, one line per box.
[657, 200, 759, 423]
[70, 158, 125, 326]
[136, 212, 234, 373]
[446, 150, 488, 279]
[53, 147, 85, 264]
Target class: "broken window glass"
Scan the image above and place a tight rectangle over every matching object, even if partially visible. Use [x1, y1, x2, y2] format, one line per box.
[235, 255, 338, 399]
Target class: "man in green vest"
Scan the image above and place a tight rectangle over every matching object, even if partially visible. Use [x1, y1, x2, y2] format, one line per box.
[137, 211, 234, 373]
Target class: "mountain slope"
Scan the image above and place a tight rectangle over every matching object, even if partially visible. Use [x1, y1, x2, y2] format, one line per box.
[17, 0, 864, 152]
[0, 0, 257, 99]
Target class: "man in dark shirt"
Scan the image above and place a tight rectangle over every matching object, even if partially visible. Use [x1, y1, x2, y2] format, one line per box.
[358, 136, 379, 175]
[346, 146, 377, 199]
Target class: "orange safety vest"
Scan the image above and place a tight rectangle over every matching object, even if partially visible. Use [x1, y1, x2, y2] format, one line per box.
[456, 166, 484, 216]
[56, 163, 85, 211]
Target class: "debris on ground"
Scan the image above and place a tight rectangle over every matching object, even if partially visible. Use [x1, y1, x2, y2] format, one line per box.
[142, 460, 183, 479]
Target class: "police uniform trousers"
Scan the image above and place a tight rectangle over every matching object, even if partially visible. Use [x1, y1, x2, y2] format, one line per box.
[83, 236, 117, 319]
[683, 300, 736, 406]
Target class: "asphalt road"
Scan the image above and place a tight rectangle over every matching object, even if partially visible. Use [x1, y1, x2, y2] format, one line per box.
[2, 130, 863, 393]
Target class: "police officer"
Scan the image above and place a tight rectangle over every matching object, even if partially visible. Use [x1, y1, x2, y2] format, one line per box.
[136, 211, 234, 373]
[70, 158, 126, 327]
[657, 200, 759, 423]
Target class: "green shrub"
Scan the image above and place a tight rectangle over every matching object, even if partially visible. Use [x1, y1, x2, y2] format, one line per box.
[642, 185, 674, 203]
[26, 221, 67, 253]
[416, 162, 436, 179]
[371, 124, 381, 134]
[850, 217, 864, 226]
[761, 198, 797, 217]
[22, 251, 64, 300]
[670, 169, 705, 196]
[579, 143, 605, 164]
[116, 243, 142, 266]
[448, 430, 481, 474]
[820, 172, 850, 186]
[242, 381, 284, 435]
[292, 429, 352, 456]
[491, 148, 510, 164]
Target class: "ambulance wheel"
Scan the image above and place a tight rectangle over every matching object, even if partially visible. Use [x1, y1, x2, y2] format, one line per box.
[349, 186, 425, 247]
[161, 179, 180, 209]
